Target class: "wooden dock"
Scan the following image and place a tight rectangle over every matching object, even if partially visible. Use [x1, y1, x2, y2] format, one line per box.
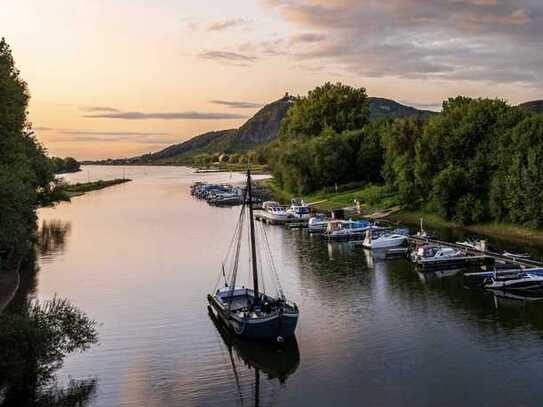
[408, 236, 543, 271]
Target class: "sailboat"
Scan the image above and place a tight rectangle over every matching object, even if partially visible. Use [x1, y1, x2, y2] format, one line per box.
[207, 169, 299, 342]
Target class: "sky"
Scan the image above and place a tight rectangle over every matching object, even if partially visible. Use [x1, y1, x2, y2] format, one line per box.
[2, 0, 542, 160]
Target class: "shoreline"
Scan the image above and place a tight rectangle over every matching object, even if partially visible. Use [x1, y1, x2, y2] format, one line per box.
[263, 180, 543, 248]
[63, 178, 132, 198]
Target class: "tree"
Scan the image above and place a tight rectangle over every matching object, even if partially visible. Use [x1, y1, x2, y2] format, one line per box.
[0, 38, 56, 255]
[280, 82, 369, 138]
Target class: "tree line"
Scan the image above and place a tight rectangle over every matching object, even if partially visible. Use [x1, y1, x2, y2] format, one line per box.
[265, 82, 543, 228]
[0, 38, 78, 260]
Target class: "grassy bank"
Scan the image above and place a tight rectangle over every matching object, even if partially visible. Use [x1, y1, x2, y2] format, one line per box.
[62, 178, 131, 197]
[196, 163, 269, 174]
[390, 210, 543, 246]
[261, 179, 397, 213]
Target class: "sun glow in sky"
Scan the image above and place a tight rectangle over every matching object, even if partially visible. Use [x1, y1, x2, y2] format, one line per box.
[2, 0, 542, 159]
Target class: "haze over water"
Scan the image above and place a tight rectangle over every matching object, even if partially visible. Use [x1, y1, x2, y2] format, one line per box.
[35, 166, 543, 406]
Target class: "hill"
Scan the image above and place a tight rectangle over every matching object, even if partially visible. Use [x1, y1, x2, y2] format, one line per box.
[519, 100, 543, 113]
[95, 96, 433, 165]
[368, 97, 436, 121]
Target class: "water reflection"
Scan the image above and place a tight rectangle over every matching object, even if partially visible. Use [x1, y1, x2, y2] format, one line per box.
[208, 309, 300, 406]
[36, 220, 72, 259]
[1, 220, 97, 407]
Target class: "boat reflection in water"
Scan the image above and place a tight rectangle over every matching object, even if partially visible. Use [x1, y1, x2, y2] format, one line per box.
[208, 308, 300, 406]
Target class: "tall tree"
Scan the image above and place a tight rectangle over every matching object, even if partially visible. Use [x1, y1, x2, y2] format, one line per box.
[0, 38, 55, 256]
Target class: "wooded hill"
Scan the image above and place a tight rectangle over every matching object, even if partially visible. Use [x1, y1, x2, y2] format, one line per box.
[95, 95, 434, 165]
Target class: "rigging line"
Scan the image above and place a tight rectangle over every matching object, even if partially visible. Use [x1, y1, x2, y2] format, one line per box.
[247, 203, 253, 293]
[215, 203, 247, 291]
[227, 205, 245, 306]
[257, 222, 266, 296]
[261, 222, 285, 300]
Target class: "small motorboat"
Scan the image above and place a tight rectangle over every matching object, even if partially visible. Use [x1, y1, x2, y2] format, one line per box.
[261, 201, 290, 223]
[410, 245, 463, 262]
[484, 272, 543, 292]
[286, 198, 311, 220]
[308, 213, 329, 233]
[363, 229, 407, 249]
[325, 219, 372, 241]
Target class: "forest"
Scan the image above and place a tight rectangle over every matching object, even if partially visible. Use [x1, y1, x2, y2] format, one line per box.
[265, 82, 543, 228]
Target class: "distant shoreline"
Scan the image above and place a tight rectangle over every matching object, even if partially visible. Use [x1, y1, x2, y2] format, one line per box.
[63, 178, 132, 198]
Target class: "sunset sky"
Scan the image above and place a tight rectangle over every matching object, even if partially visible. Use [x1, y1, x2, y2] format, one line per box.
[2, 0, 542, 160]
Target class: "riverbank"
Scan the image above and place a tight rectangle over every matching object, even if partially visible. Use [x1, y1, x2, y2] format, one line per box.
[195, 163, 269, 174]
[390, 211, 543, 246]
[264, 179, 543, 247]
[62, 178, 132, 197]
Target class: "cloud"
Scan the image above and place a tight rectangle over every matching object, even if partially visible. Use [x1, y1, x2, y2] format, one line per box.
[207, 18, 249, 31]
[210, 100, 263, 109]
[83, 111, 246, 120]
[291, 32, 326, 43]
[35, 127, 174, 144]
[199, 50, 258, 64]
[81, 106, 120, 112]
[398, 99, 443, 111]
[260, 0, 543, 87]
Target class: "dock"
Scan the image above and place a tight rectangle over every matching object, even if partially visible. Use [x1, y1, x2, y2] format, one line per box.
[408, 236, 543, 271]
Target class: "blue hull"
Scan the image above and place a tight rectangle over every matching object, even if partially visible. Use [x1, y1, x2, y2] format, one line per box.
[208, 295, 298, 342]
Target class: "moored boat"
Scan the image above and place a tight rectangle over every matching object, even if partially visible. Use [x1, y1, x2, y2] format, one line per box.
[286, 198, 311, 220]
[484, 272, 543, 292]
[363, 229, 407, 249]
[207, 169, 299, 342]
[308, 213, 329, 233]
[325, 219, 372, 241]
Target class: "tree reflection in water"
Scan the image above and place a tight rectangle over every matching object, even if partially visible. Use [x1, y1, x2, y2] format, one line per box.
[36, 220, 72, 258]
[0, 220, 97, 407]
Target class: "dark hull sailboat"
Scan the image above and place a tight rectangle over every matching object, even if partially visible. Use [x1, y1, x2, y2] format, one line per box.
[208, 169, 299, 342]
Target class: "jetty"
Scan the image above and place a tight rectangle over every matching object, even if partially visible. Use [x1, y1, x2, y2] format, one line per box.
[408, 235, 543, 271]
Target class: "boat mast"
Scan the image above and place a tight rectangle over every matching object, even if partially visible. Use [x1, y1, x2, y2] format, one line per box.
[247, 168, 260, 300]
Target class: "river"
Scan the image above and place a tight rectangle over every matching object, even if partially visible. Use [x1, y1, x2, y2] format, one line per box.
[32, 165, 543, 407]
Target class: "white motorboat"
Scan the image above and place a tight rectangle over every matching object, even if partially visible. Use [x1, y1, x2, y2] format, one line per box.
[325, 219, 371, 241]
[410, 245, 463, 262]
[484, 272, 543, 292]
[363, 229, 407, 249]
[286, 198, 311, 220]
[308, 214, 329, 233]
[261, 201, 290, 223]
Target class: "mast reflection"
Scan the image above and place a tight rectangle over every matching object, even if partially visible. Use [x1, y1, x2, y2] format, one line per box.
[208, 308, 300, 406]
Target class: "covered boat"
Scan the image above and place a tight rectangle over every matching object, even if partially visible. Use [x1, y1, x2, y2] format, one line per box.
[207, 169, 299, 342]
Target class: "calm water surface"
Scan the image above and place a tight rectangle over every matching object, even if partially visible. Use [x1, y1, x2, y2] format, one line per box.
[34, 166, 543, 406]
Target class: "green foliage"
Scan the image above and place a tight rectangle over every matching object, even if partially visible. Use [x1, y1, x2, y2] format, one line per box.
[381, 117, 424, 208]
[62, 178, 130, 194]
[490, 114, 543, 227]
[280, 82, 369, 138]
[50, 157, 81, 174]
[268, 83, 381, 194]
[0, 297, 97, 404]
[0, 38, 57, 254]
